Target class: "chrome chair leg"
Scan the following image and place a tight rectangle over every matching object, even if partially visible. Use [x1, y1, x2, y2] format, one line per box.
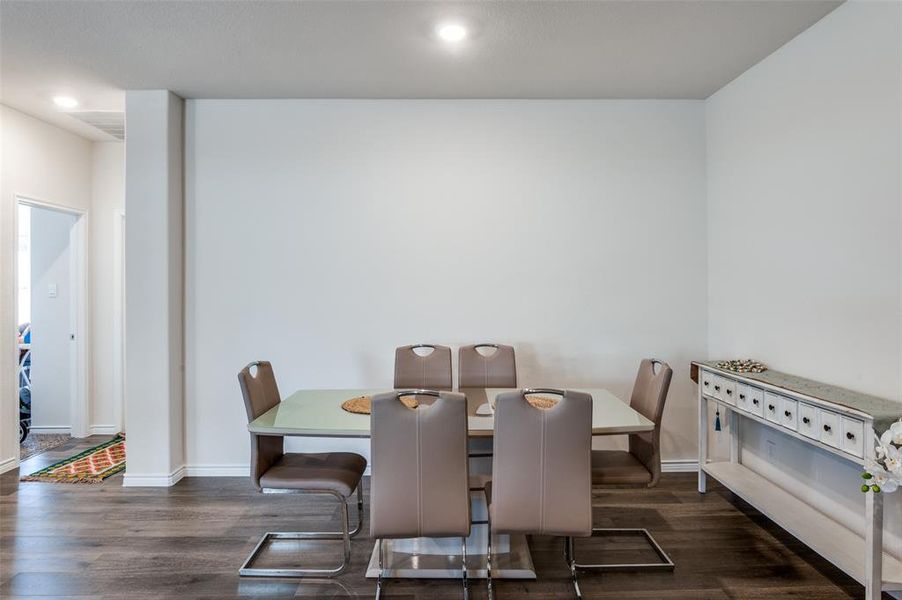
[374, 539, 385, 600]
[572, 528, 675, 572]
[566, 536, 583, 599]
[239, 489, 358, 578]
[340, 497, 351, 566]
[349, 484, 365, 538]
[462, 537, 469, 600]
[373, 536, 469, 599]
[486, 511, 494, 600]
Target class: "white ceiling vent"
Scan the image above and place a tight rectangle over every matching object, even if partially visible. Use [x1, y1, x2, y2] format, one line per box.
[67, 111, 125, 140]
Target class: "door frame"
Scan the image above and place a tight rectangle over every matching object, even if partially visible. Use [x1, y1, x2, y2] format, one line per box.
[15, 195, 90, 439]
[111, 209, 125, 433]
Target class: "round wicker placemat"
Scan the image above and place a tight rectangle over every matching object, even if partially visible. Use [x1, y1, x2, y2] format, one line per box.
[525, 395, 559, 409]
[341, 395, 419, 415]
[489, 395, 559, 410]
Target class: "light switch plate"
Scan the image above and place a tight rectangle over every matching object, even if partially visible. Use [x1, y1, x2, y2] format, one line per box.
[48, 283, 58, 298]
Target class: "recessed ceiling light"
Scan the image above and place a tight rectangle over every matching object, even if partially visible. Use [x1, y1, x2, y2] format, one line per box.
[437, 23, 467, 43]
[53, 96, 78, 109]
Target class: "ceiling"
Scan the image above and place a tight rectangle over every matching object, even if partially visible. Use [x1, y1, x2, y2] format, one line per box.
[0, 0, 842, 141]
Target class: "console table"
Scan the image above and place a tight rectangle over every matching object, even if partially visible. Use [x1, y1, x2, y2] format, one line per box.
[692, 361, 902, 600]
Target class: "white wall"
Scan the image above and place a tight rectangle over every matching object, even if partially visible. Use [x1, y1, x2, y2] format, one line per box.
[706, 0, 902, 555]
[28, 207, 78, 430]
[0, 105, 92, 470]
[185, 99, 707, 472]
[90, 143, 125, 433]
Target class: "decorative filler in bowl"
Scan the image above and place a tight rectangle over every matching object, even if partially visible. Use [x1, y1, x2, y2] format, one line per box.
[715, 359, 767, 373]
[861, 420, 902, 494]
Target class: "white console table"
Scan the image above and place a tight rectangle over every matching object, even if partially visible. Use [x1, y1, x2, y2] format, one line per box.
[693, 361, 902, 600]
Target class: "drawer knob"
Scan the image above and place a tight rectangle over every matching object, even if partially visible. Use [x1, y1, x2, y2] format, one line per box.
[846, 432, 855, 440]
[714, 385, 721, 391]
[726, 389, 733, 395]
[823, 424, 832, 432]
[753, 399, 759, 405]
[784, 410, 792, 418]
[704, 381, 709, 386]
[802, 417, 811, 424]
[739, 394, 746, 400]
[768, 404, 775, 411]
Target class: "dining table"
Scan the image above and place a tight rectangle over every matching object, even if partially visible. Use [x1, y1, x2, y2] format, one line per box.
[247, 386, 654, 580]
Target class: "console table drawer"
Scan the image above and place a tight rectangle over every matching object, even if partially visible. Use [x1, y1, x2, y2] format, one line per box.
[819, 409, 841, 448]
[723, 379, 737, 404]
[701, 370, 715, 397]
[748, 386, 764, 417]
[798, 402, 818, 439]
[841, 417, 864, 458]
[764, 392, 781, 424]
[779, 396, 798, 431]
[736, 384, 751, 412]
[713, 376, 735, 404]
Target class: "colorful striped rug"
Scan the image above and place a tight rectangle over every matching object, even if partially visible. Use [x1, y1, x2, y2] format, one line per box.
[21, 434, 125, 484]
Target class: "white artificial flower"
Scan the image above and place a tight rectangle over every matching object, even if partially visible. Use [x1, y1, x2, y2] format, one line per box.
[876, 424, 901, 459]
[885, 445, 902, 474]
[867, 464, 900, 493]
[876, 432, 893, 460]
[889, 420, 902, 446]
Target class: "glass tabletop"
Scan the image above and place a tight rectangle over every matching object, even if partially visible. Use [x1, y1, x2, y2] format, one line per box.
[248, 387, 654, 438]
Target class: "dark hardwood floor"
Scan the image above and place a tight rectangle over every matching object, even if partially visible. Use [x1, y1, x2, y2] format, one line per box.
[0, 436, 877, 598]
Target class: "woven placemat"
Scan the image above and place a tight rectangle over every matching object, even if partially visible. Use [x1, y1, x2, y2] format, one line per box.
[526, 396, 560, 408]
[341, 395, 419, 415]
[488, 395, 559, 410]
[526, 395, 559, 409]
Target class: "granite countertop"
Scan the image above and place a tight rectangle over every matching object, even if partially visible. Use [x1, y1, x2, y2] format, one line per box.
[692, 361, 902, 434]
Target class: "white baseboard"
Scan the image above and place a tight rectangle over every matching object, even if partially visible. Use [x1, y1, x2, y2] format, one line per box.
[29, 426, 71, 435]
[185, 464, 249, 477]
[90, 424, 121, 436]
[180, 461, 694, 479]
[0, 455, 19, 475]
[122, 466, 185, 487]
[661, 459, 698, 473]
[185, 464, 373, 477]
[29, 425, 120, 436]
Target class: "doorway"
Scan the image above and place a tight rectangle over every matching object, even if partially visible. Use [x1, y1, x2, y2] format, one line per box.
[16, 197, 88, 459]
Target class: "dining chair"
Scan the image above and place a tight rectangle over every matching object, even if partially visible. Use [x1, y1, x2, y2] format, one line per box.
[485, 389, 593, 599]
[459, 344, 517, 488]
[393, 344, 452, 390]
[458, 344, 517, 388]
[370, 390, 471, 599]
[237, 360, 367, 578]
[578, 358, 675, 572]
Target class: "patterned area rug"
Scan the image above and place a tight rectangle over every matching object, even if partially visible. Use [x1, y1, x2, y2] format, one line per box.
[21, 434, 125, 484]
[20, 433, 71, 461]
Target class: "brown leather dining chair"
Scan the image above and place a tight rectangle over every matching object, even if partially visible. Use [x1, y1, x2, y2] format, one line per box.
[237, 361, 367, 578]
[370, 390, 471, 599]
[393, 344, 453, 390]
[577, 358, 675, 572]
[459, 344, 517, 477]
[458, 344, 517, 388]
[485, 389, 593, 599]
